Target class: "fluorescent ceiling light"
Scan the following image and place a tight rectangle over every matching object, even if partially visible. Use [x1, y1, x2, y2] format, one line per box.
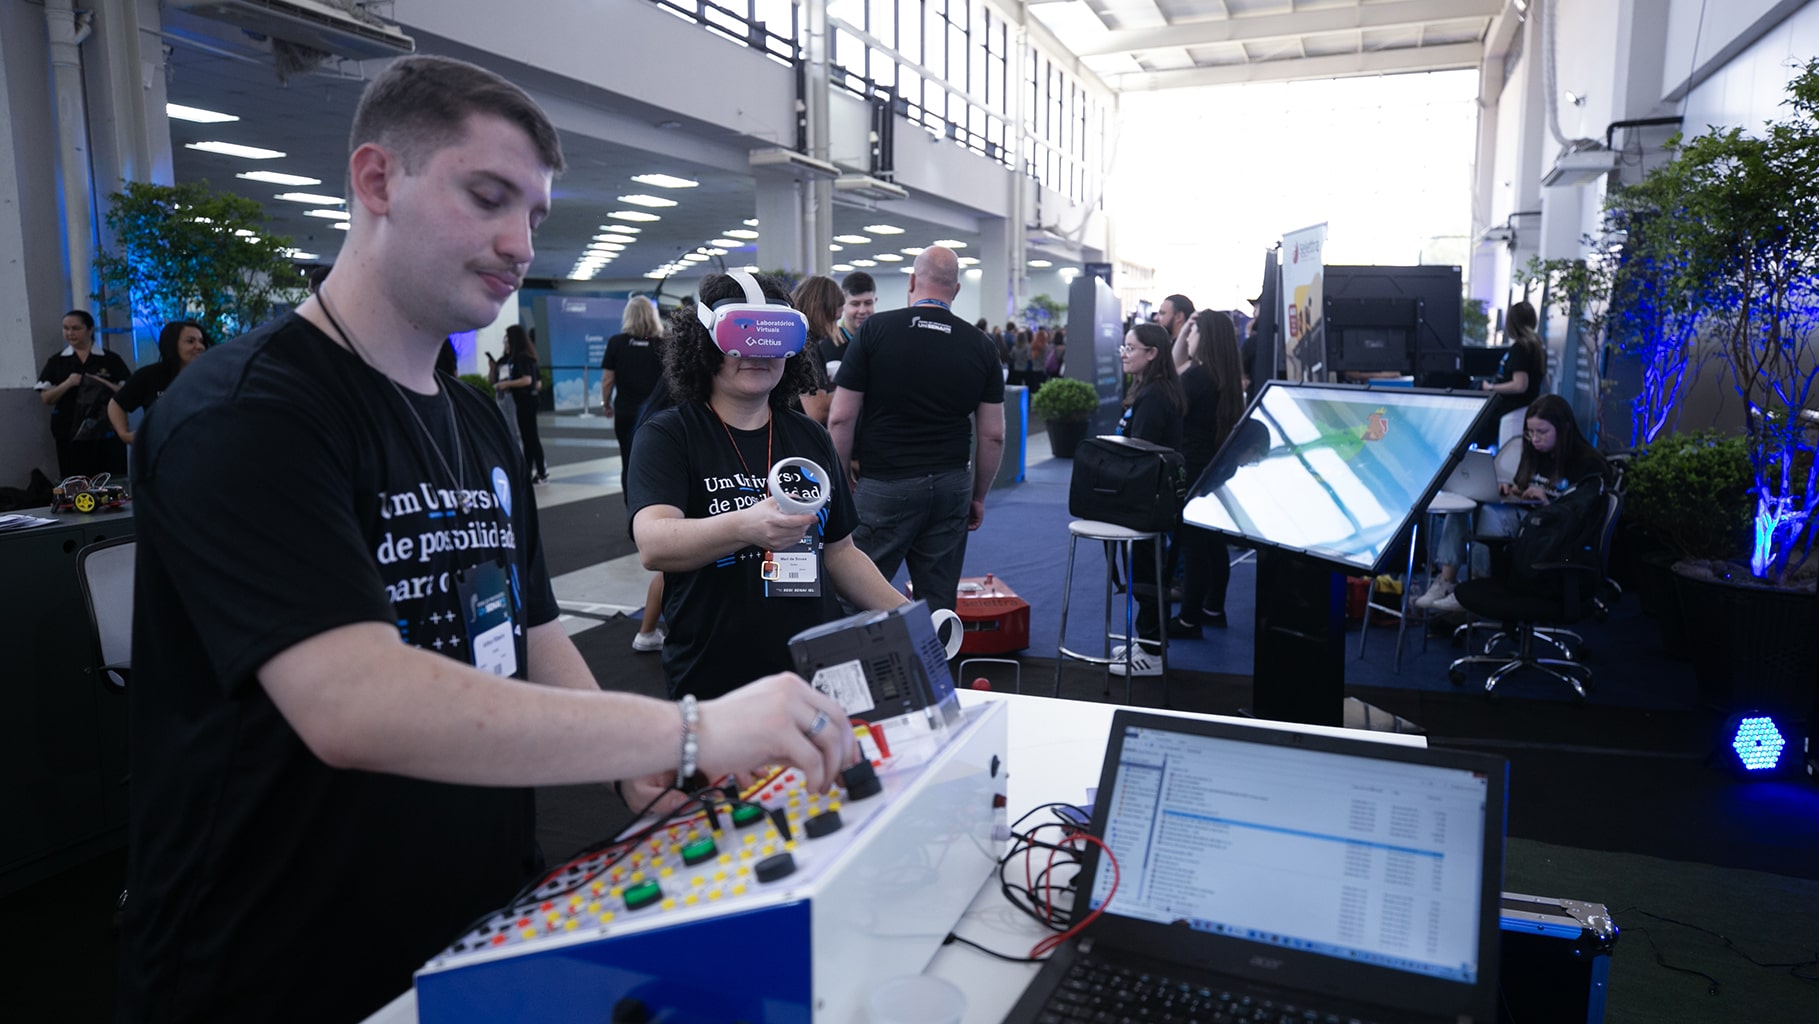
[741, 265, 760, 273]
[166, 102, 238, 123]
[901, 246, 925, 255]
[631, 173, 699, 189]
[645, 271, 670, 279]
[864, 224, 904, 234]
[185, 140, 286, 160]
[595, 233, 637, 244]
[233, 229, 258, 237]
[874, 253, 903, 262]
[964, 268, 982, 278]
[957, 256, 980, 266]
[899, 267, 914, 274]
[332, 222, 349, 231]
[851, 259, 877, 267]
[702, 247, 728, 256]
[834, 234, 872, 244]
[832, 263, 854, 272]
[617, 194, 678, 208]
[304, 209, 351, 220]
[238, 170, 321, 186]
[744, 218, 760, 226]
[1058, 267, 1080, 276]
[726, 229, 759, 239]
[590, 242, 626, 251]
[1028, 259, 1052, 268]
[609, 211, 662, 222]
[933, 239, 967, 249]
[682, 253, 708, 262]
[280, 248, 318, 260]
[274, 192, 344, 205]
[829, 244, 844, 252]
[709, 238, 743, 247]
[598, 225, 642, 234]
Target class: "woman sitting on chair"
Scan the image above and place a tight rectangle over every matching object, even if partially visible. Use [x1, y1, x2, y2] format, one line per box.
[1417, 394, 1608, 616]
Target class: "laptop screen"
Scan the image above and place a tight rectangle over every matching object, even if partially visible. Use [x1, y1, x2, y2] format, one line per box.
[1081, 715, 1503, 1015]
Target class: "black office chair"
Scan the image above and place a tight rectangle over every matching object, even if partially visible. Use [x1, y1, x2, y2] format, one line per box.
[76, 536, 135, 692]
[1447, 491, 1621, 700]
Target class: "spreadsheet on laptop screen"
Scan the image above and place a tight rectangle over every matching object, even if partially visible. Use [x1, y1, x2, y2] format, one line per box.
[1088, 726, 1491, 984]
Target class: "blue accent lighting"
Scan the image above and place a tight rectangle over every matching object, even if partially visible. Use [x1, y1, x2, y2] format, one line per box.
[1730, 716, 1788, 772]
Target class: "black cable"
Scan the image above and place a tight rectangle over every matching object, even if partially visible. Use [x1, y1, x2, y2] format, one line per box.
[1621, 907, 1819, 985]
[944, 932, 1047, 964]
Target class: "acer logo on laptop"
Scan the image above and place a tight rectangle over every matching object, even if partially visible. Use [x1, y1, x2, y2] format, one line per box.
[1248, 955, 1284, 971]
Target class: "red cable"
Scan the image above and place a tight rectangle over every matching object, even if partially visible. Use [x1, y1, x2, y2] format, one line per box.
[1030, 831, 1119, 960]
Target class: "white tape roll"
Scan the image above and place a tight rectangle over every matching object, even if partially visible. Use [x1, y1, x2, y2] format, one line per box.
[768, 457, 831, 515]
[930, 608, 964, 660]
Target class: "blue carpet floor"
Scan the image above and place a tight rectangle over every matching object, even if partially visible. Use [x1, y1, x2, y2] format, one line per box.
[935, 453, 1703, 711]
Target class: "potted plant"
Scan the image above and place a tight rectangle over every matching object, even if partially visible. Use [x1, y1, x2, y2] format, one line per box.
[1031, 377, 1097, 458]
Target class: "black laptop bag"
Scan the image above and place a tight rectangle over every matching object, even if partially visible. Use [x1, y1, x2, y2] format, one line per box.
[1068, 435, 1187, 533]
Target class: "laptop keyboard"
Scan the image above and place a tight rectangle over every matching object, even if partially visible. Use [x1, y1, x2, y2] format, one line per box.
[1035, 953, 1380, 1024]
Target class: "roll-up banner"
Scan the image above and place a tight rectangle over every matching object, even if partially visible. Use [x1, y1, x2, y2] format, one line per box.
[1281, 222, 1327, 381]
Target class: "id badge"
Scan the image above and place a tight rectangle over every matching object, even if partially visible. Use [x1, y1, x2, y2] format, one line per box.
[457, 559, 519, 677]
[762, 532, 822, 597]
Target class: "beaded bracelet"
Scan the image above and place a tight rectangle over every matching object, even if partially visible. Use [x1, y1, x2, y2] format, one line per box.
[676, 695, 699, 788]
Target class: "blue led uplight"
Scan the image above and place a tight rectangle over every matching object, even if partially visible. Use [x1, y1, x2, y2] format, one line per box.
[1731, 716, 1788, 771]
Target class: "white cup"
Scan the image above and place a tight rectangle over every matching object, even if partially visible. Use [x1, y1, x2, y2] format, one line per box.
[867, 974, 966, 1024]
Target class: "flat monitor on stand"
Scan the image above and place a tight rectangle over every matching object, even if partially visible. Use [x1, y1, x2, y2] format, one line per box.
[1182, 382, 1494, 726]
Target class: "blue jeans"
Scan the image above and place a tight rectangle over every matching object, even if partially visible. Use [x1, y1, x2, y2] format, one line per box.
[1436, 502, 1525, 580]
[852, 468, 974, 614]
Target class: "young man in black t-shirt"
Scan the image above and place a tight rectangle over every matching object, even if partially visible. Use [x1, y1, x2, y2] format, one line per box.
[627, 272, 907, 701]
[827, 247, 1006, 614]
[121, 57, 856, 1024]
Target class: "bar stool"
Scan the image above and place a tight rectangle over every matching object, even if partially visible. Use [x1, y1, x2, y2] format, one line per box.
[1358, 490, 1478, 671]
[1053, 519, 1169, 705]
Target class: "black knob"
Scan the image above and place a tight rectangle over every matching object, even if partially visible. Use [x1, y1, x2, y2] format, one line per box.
[754, 852, 797, 883]
[804, 809, 843, 838]
[840, 759, 882, 800]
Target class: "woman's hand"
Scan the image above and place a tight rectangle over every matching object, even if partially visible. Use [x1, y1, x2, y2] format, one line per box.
[88, 373, 122, 393]
[740, 498, 820, 551]
[1521, 484, 1549, 503]
[1498, 482, 1518, 498]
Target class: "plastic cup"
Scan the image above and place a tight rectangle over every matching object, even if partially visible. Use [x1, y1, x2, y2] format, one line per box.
[867, 974, 966, 1024]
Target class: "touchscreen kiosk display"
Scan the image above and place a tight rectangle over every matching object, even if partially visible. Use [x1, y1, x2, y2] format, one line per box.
[1183, 383, 1488, 573]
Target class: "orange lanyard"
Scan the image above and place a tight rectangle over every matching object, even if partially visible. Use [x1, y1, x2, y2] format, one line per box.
[709, 403, 772, 493]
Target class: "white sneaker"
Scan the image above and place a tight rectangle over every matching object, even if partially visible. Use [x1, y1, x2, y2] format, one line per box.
[632, 627, 665, 652]
[1429, 592, 1465, 617]
[1108, 647, 1163, 677]
[1413, 578, 1455, 610]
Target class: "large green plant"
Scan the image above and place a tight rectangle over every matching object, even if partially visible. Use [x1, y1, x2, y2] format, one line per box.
[93, 180, 304, 344]
[1637, 60, 1819, 582]
[1023, 293, 1065, 326]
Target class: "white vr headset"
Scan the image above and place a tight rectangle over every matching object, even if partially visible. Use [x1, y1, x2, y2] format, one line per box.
[695, 269, 808, 358]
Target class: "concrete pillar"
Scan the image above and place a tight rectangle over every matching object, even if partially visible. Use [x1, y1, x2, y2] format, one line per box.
[2, 0, 81, 483]
[753, 176, 807, 275]
[978, 216, 1014, 325]
[802, 0, 833, 276]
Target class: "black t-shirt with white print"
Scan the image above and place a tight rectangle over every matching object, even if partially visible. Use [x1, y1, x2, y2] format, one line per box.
[625, 401, 857, 700]
[121, 313, 560, 1024]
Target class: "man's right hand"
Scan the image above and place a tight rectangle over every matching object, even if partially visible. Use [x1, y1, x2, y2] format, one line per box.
[695, 673, 858, 794]
[741, 498, 820, 550]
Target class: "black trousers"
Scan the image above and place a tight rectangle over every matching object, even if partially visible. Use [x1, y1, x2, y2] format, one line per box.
[514, 400, 545, 477]
[1178, 525, 1232, 623]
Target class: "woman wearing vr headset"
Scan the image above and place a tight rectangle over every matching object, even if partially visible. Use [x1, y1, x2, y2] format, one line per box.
[625, 272, 907, 700]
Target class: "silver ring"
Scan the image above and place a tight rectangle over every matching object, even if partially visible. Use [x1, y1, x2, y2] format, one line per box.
[806, 711, 831, 738]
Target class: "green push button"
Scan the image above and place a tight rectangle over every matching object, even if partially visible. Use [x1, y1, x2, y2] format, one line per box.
[729, 802, 766, 829]
[623, 880, 662, 911]
[680, 836, 718, 866]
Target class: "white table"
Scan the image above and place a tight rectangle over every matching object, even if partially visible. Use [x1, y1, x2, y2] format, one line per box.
[366, 691, 1423, 1024]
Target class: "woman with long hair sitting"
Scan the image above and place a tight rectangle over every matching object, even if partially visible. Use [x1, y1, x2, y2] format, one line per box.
[1418, 394, 1609, 616]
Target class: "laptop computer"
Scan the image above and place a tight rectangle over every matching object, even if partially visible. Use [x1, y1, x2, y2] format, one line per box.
[1004, 711, 1507, 1024]
[1441, 449, 1503, 503]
